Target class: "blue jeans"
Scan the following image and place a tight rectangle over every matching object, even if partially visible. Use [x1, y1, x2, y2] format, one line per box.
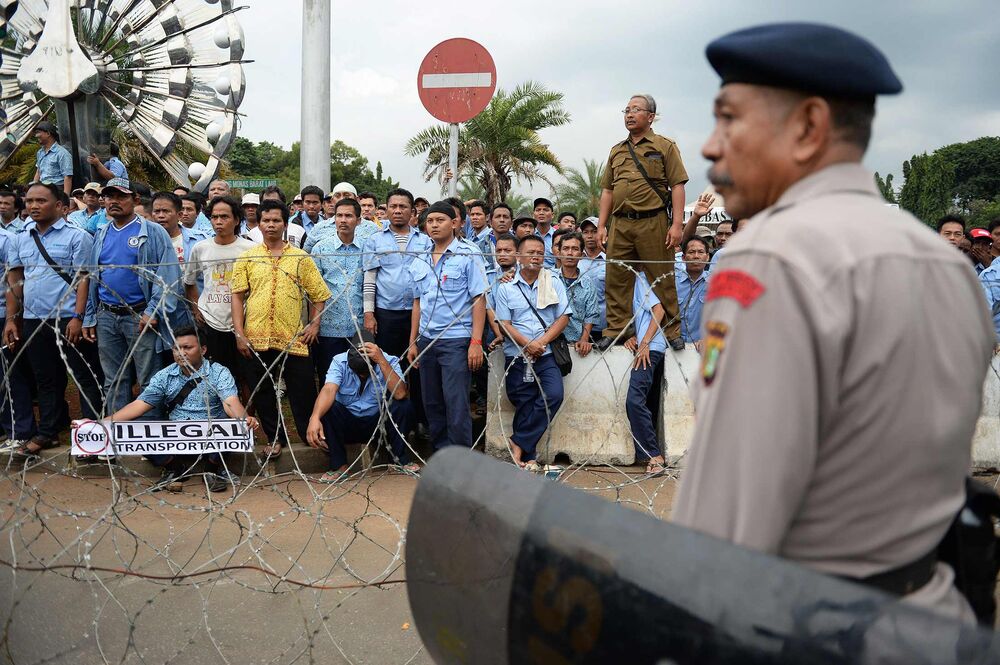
[418, 337, 472, 450]
[503, 355, 564, 462]
[322, 399, 413, 470]
[626, 351, 664, 459]
[96, 308, 163, 415]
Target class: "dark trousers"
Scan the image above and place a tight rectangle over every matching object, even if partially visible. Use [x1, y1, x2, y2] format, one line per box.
[417, 337, 472, 449]
[604, 212, 680, 339]
[244, 349, 317, 446]
[201, 326, 245, 385]
[322, 399, 413, 470]
[503, 355, 564, 462]
[22, 318, 104, 438]
[313, 336, 351, 386]
[626, 351, 665, 459]
[375, 307, 425, 425]
[0, 317, 36, 440]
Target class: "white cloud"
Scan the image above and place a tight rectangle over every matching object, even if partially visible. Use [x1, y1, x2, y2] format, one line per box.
[335, 67, 401, 100]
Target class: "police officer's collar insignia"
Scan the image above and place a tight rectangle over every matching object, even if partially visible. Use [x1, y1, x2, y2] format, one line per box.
[701, 321, 729, 386]
[706, 269, 764, 308]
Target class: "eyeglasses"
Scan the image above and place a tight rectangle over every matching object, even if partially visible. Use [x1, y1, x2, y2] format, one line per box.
[622, 106, 651, 115]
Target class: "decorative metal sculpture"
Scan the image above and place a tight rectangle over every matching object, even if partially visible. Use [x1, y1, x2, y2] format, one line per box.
[0, 0, 248, 191]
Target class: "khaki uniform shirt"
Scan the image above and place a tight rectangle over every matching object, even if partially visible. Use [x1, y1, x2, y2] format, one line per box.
[600, 130, 688, 214]
[672, 163, 993, 617]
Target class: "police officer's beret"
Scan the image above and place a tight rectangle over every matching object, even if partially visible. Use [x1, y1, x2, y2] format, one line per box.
[706, 23, 903, 97]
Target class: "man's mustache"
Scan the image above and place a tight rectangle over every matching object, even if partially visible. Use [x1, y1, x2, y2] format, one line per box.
[707, 168, 734, 188]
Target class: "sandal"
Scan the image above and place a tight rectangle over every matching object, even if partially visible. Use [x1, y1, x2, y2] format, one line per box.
[646, 458, 667, 475]
[523, 461, 542, 473]
[13, 436, 57, 459]
[399, 463, 421, 475]
[260, 443, 282, 459]
[318, 469, 349, 484]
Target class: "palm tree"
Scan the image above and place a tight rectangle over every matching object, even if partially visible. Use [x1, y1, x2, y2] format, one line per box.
[405, 80, 570, 206]
[554, 158, 605, 218]
[456, 173, 486, 200]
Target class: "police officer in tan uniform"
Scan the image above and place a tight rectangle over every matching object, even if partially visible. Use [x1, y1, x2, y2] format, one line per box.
[595, 94, 688, 351]
[672, 23, 995, 622]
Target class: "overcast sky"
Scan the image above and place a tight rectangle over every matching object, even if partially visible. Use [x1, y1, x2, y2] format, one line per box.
[236, 0, 999, 203]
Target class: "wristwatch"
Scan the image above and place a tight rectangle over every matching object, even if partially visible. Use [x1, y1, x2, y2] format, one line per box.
[72, 312, 84, 321]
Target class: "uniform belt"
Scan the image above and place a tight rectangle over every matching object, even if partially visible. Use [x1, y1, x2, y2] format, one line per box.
[99, 301, 147, 315]
[614, 207, 665, 220]
[845, 550, 937, 597]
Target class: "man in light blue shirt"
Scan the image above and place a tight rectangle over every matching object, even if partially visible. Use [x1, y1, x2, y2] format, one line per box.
[979, 224, 1000, 342]
[625, 272, 668, 473]
[3, 182, 103, 456]
[533, 197, 557, 268]
[33, 122, 73, 196]
[87, 143, 128, 182]
[676, 236, 710, 344]
[68, 182, 103, 230]
[305, 332, 416, 482]
[406, 201, 487, 451]
[552, 231, 600, 356]
[578, 218, 607, 340]
[493, 234, 571, 470]
[311, 198, 366, 382]
[291, 185, 325, 233]
[111, 326, 258, 493]
[0, 189, 26, 233]
[0, 228, 35, 449]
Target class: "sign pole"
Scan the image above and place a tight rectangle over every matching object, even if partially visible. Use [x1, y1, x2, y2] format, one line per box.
[448, 122, 459, 198]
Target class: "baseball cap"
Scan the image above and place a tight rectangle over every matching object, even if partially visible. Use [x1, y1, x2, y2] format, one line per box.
[83, 182, 102, 194]
[292, 194, 302, 202]
[533, 197, 554, 210]
[332, 182, 357, 196]
[414, 197, 429, 206]
[241, 193, 260, 206]
[970, 228, 991, 241]
[71, 187, 85, 197]
[102, 177, 133, 195]
[579, 216, 598, 230]
[513, 216, 538, 228]
[35, 121, 59, 139]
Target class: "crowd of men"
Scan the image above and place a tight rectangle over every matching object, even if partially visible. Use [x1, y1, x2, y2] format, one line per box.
[0, 153, 734, 490]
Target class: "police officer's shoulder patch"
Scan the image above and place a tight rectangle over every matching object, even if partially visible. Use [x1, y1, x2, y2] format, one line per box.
[706, 269, 764, 308]
[701, 321, 729, 386]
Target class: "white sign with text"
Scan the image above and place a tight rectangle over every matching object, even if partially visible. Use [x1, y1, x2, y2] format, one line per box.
[71, 419, 254, 456]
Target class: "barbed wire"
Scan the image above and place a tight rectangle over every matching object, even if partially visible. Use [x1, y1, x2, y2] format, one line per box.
[0, 248, 706, 662]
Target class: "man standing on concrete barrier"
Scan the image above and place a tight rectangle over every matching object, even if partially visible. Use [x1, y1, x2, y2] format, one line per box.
[673, 23, 994, 621]
[595, 95, 688, 352]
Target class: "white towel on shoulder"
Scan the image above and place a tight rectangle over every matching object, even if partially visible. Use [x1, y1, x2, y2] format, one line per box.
[536, 269, 561, 309]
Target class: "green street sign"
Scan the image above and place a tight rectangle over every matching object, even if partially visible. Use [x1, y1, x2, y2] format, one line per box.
[225, 178, 277, 189]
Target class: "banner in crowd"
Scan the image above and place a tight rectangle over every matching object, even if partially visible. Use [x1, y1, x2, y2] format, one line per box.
[71, 419, 255, 456]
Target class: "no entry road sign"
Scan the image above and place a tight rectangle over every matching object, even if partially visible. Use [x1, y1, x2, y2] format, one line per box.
[417, 38, 497, 124]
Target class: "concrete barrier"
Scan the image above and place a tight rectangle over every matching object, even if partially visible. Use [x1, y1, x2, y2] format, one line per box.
[972, 357, 1000, 470]
[484, 348, 637, 465]
[660, 346, 702, 465]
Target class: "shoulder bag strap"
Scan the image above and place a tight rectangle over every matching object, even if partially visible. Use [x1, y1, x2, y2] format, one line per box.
[517, 283, 550, 330]
[30, 229, 73, 285]
[166, 376, 203, 414]
[624, 139, 673, 217]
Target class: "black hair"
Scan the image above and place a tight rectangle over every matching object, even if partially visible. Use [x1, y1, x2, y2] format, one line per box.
[259, 199, 289, 223]
[444, 196, 467, 221]
[173, 185, 191, 195]
[468, 199, 488, 215]
[57, 190, 70, 207]
[491, 202, 513, 218]
[558, 230, 584, 250]
[207, 195, 242, 221]
[300, 185, 325, 201]
[132, 181, 152, 206]
[516, 234, 545, 250]
[181, 194, 203, 213]
[334, 197, 362, 216]
[936, 215, 966, 233]
[261, 185, 286, 203]
[682, 236, 711, 254]
[494, 233, 517, 246]
[357, 191, 378, 204]
[26, 181, 62, 202]
[151, 191, 182, 213]
[557, 211, 577, 223]
[417, 208, 429, 231]
[989, 219, 1000, 235]
[172, 325, 205, 345]
[716, 218, 734, 230]
[827, 96, 875, 151]
[109, 143, 121, 158]
[0, 189, 16, 201]
[385, 187, 415, 208]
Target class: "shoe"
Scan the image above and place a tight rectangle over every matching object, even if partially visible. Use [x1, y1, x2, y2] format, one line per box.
[668, 337, 685, 352]
[153, 468, 184, 493]
[96, 454, 116, 463]
[215, 468, 241, 486]
[594, 337, 614, 352]
[207, 474, 229, 493]
[0, 438, 26, 454]
[12, 435, 56, 459]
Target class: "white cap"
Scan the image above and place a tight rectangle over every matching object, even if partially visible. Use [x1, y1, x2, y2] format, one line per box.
[241, 193, 260, 206]
[332, 181, 357, 196]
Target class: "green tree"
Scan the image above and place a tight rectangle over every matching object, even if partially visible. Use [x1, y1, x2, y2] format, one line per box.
[935, 137, 1000, 212]
[554, 158, 605, 217]
[898, 152, 956, 225]
[404, 81, 571, 206]
[873, 171, 896, 203]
